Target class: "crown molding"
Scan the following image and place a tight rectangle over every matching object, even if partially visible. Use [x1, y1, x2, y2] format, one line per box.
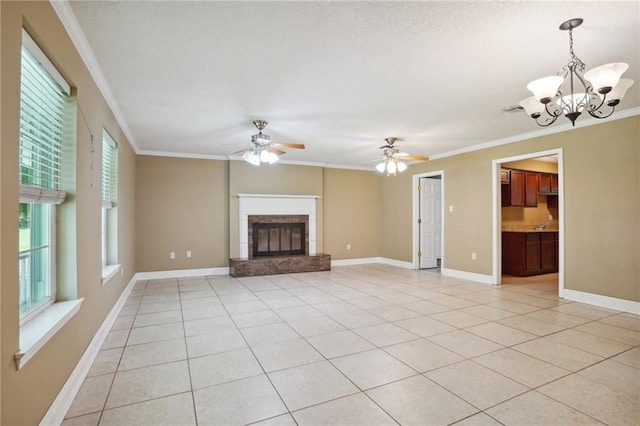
[430, 107, 640, 161]
[137, 150, 228, 161]
[50, 0, 140, 153]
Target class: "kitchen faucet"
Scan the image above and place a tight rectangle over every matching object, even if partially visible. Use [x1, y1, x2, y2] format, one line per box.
[535, 222, 550, 231]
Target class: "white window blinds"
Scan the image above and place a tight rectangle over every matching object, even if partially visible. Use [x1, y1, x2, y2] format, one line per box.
[19, 30, 72, 205]
[101, 132, 118, 208]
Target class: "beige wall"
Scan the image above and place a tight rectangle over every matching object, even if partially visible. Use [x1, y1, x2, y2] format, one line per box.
[323, 168, 382, 259]
[1, 2, 137, 424]
[228, 161, 324, 258]
[382, 116, 639, 302]
[135, 156, 228, 271]
[380, 170, 415, 262]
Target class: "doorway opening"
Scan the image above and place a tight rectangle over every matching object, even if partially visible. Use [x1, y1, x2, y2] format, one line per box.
[413, 171, 444, 270]
[492, 149, 564, 297]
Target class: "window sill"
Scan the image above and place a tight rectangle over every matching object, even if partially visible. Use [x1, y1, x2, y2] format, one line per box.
[102, 264, 122, 285]
[15, 298, 84, 370]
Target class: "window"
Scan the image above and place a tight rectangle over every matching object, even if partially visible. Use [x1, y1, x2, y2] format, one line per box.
[18, 30, 73, 322]
[101, 131, 118, 277]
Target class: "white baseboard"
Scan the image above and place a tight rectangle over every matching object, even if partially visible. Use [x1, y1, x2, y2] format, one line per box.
[135, 267, 230, 281]
[331, 257, 382, 266]
[441, 268, 495, 285]
[378, 257, 415, 269]
[331, 257, 414, 269]
[40, 275, 137, 426]
[563, 289, 640, 315]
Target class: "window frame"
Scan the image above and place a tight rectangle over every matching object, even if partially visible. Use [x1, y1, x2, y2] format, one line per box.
[101, 130, 119, 282]
[14, 28, 83, 370]
[18, 29, 71, 322]
[18, 203, 56, 325]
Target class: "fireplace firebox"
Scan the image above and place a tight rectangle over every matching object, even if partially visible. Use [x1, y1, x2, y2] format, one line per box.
[247, 214, 309, 259]
[252, 222, 305, 257]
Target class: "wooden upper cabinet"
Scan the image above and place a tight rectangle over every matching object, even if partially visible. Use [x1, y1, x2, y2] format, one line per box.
[551, 174, 559, 193]
[525, 172, 538, 207]
[539, 173, 551, 193]
[538, 173, 559, 194]
[509, 170, 524, 206]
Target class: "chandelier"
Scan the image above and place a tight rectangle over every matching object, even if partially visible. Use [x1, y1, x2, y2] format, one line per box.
[519, 18, 634, 127]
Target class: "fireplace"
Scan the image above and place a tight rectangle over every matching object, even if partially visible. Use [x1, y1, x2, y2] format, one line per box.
[249, 215, 308, 258]
[231, 194, 330, 277]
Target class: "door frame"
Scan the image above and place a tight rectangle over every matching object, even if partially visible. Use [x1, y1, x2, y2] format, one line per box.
[492, 148, 565, 296]
[413, 170, 445, 269]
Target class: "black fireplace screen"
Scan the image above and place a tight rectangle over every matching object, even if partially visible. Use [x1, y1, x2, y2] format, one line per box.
[252, 223, 305, 257]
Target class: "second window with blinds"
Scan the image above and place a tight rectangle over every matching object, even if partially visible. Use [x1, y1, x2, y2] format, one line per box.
[101, 130, 119, 283]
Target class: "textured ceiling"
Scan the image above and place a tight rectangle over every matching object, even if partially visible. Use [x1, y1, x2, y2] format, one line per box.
[65, 1, 639, 168]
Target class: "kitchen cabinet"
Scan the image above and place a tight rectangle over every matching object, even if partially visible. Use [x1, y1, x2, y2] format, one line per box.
[508, 170, 524, 206]
[503, 168, 557, 207]
[502, 169, 536, 207]
[539, 173, 551, 193]
[539, 173, 559, 194]
[502, 231, 558, 276]
[551, 174, 559, 193]
[525, 172, 538, 207]
[540, 233, 557, 271]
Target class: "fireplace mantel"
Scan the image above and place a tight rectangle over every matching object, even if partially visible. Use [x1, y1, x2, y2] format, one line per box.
[237, 194, 320, 259]
[237, 194, 321, 199]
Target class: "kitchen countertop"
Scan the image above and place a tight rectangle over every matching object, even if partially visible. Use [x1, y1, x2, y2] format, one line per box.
[502, 225, 559, 233]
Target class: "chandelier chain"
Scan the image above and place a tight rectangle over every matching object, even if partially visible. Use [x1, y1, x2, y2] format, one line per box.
[567, 28, 585, 72]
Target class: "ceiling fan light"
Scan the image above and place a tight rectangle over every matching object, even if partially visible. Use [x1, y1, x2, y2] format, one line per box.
[527, 76, 564, 103]
[267, 151, 279, 164]
[584, 63, 628, 94]
[243, 151, 260, 166]
[519, 96, 545, 116]
[259, 149, 270, 163]
[387, 161, 397, 175]
[606, 78, 634, 102]
[375, 162, 386, 173]
[397, 161, 407, 172]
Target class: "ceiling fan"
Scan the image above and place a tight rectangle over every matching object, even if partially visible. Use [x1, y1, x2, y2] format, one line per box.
[234, 120, 305, 165]
[376, 137, 429, 175]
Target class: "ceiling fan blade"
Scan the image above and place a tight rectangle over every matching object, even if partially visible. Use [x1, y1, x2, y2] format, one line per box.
[266, 146, 286, 155]
[401, 155, 429, 162]
[231, 148, 250, 154]
[272, 143, 305, 149]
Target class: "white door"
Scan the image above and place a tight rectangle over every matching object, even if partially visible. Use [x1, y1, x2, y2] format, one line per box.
[419, 177, 442, 268]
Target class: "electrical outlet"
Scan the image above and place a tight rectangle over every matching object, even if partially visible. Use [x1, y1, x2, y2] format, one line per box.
[170, 252, 175, 259]
[548, 214, 553, 220]
[186, 250, 192, 258]
[471, 252, 477, 260]
[346, 244, 351, 250]
[449, 205, 454, 212]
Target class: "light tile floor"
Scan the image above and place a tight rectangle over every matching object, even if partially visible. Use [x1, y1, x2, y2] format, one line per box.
[63, 265, 639, 425]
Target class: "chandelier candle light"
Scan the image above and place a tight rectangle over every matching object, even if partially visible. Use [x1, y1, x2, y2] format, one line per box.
[519, 18, 634, 127]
